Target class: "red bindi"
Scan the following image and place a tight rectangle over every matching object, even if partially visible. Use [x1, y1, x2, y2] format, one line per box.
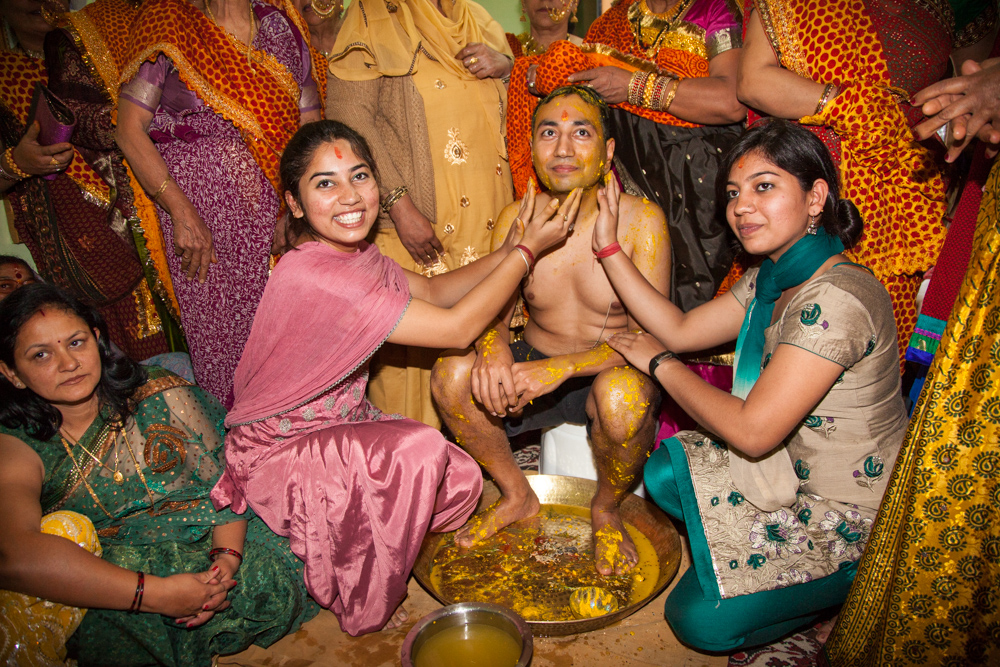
[561, 110, 569, 121]
[13, 271, 22, 280]
[334, 146, 343, 159]
[737, 157, 745, 169]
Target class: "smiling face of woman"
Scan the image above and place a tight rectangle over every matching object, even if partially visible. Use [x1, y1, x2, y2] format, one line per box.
[724, 151, 827, 262]
[285, 139, 380, 252]
[0, 306, 102, 409]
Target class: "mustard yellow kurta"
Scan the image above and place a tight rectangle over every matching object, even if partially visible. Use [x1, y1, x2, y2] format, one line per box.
[368, 57, 513, 428]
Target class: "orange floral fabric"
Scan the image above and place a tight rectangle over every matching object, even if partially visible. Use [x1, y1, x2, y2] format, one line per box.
[0, 53, 111, 209]
[506, 0, 710, 197]
[719, 0, 947, 370]
[121, 0, 301, 193]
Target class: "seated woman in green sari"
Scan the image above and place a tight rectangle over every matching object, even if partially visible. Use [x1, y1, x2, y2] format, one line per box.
[0, 284, 318, 667]
[593, 119, 908, 651]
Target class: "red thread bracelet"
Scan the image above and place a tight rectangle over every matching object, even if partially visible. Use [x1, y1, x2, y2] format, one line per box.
[594, 242, 621, 259]
[514, 244, 535, 268]
[129, 571, 145, 613]
[209, 547, 244, 564]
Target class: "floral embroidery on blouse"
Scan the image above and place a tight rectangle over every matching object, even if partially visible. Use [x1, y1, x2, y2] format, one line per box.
[854, 455, 885, 491]
[798, 303, 830, 337]
[803, 415, 837, 437]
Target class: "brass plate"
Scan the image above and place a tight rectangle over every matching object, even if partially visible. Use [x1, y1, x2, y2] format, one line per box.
[413, 475, 682, 636]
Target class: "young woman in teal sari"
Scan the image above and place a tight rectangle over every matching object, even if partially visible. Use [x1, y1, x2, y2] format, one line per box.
[0, 284, 317, 666]
[593, 119, 908, 651]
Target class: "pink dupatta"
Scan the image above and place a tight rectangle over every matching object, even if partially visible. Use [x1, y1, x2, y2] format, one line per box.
[225, 241, 411, 427]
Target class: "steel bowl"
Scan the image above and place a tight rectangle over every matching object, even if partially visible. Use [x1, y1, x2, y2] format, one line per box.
[412, 474, 682, 636]
[400, 602, 533, 667]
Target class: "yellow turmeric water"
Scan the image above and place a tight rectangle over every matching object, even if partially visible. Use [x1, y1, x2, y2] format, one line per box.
[430, 504, 659, 622]
[413, 623, 521, 667]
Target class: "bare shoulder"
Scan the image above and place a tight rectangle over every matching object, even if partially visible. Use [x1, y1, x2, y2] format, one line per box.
[620, 193, 666, 229]
[0, 433, 44, 478]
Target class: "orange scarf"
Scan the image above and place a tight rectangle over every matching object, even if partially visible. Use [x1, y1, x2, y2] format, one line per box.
[121, 0, 302, 193]
[506, 0, 710, 198]
[0, 52, 111, 209]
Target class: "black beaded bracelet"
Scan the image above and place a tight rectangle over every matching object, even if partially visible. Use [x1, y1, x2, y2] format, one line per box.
[648, 350, 676, 383]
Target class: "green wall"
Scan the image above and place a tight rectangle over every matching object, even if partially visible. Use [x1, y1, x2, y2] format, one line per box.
[477, 0, 524, 34]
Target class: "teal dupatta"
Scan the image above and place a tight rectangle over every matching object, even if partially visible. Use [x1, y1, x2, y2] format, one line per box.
[728, 229, 845, 510]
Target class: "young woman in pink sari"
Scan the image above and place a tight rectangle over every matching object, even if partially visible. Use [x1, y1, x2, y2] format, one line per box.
[210, 120, 580, 635]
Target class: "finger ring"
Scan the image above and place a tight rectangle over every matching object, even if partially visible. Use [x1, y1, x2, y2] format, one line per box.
[563, 214, 569, 221]
[50, 157, 59, 166]
[468, 57, 479, 66]
[528, 80, 535, 89]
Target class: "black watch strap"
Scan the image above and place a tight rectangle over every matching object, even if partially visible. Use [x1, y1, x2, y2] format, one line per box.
[648, 350, 676, 381]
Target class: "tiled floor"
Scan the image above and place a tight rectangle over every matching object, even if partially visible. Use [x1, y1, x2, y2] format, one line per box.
[220, 537, 725, 667]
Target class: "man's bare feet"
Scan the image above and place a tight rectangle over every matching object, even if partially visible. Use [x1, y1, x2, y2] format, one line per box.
[591, 502, 638, 576]
[382, 602, 409, 631]
[455, 491, 541, 548]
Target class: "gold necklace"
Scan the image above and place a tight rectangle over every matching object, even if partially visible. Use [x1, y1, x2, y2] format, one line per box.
[61, 427, 124, 485]
[517, 32, 547, 57]
[60, 432, 115, 520]
[119, 426, 158, 513]
[204, 0, 258, 72]
[629, 0, 695, 59]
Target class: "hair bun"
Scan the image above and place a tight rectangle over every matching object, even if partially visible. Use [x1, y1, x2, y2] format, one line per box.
[834, 198, 864, 249]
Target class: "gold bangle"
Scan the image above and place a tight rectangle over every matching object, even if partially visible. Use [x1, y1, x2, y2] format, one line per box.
[641, 73, 657, 109]
[3, 147, 31, 180]
[627, 71, 650, 107]
[814, 83, 835, 115]
[661, 78, 681, 113]
[381, 186, 408, 214]
[150, 176, 171, 201]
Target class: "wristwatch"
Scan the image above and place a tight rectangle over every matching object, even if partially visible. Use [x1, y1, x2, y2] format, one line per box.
[648, 350, 676, 383]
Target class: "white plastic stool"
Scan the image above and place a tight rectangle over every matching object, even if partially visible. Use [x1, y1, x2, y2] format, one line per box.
[538, 422, 646, 498]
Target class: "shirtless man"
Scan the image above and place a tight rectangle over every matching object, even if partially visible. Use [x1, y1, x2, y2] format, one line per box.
[431, 85, 670, 575]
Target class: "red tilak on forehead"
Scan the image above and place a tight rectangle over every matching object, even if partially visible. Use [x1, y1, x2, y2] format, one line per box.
[738, 156, 745, 169]
[39, 309, 46, 317]
[334, 146, 343, 159]
[561, 110, 569, 121]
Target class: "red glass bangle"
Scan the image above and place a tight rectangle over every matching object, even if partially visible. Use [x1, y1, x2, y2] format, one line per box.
[129, 571, 145, 613]
[594, 242, 622, 259]
[514, 244, 535, 267]
[209, 547, 244, 564]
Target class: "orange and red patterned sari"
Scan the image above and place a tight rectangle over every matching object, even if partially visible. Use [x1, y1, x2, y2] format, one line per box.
[0, 3, 168, 360]
[725, 0, 952, 367]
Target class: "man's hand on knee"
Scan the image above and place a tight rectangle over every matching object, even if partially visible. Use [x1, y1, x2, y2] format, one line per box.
[508, 358, 573, 413]
[471, 331, 518, 416]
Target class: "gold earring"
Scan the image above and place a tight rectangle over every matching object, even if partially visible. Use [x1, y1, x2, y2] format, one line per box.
[571, 2, 579, 23]
[12, 378, 24, 388]
[806, 215, 819, 235]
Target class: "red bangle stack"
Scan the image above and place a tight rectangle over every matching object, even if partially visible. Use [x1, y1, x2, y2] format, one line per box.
[209, 547, 244, 564]
[129, 571, 145, 613]
[594, 242, 622, 259]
